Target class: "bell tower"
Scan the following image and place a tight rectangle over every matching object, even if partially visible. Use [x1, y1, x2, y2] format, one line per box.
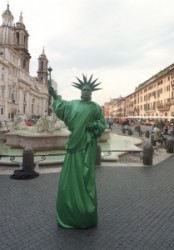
[2, 3, 13, 26]
[12, 12, 31, 73]
[37, 48, 48, 85]
[0, 4, 14, 46]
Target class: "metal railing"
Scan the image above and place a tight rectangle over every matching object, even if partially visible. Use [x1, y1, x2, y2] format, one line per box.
[0, 153, 66, 165]
[0, 150, 144, 165]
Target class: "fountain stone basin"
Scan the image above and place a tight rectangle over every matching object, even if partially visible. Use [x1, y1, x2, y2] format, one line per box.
[5, 128, 70, 151]
[5, 128, 110, 151]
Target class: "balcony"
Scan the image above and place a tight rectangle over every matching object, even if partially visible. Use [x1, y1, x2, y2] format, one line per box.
[157, 104, 170, 111]
[169, 98, 174, 105]
[127, 111, 134, 116]
[144, 107, 156, 112]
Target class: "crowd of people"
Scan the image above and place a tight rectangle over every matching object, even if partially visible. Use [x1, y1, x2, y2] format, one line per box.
[106, 117, 174, 145]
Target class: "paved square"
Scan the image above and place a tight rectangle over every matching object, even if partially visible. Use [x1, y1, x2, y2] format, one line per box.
[1, 155, 174, 249]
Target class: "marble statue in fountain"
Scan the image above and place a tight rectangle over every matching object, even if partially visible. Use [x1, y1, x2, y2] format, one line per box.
[5, 114, 69, 151]
[35, 114, 65, 133]
[11, 115, 27, 130]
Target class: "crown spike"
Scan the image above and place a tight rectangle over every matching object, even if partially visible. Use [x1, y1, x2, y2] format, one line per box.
[72, 74, 102, 92]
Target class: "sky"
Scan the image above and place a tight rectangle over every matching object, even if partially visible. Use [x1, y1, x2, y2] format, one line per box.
[1, 0, 174, 105]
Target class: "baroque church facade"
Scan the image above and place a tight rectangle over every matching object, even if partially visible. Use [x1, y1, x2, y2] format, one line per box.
[0, 4, 51, 122]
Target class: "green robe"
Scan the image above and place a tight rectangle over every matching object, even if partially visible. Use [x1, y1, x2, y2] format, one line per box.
[53, 96, 106, 229]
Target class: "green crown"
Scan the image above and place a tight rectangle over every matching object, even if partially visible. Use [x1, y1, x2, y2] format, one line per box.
[72, 74, 102, 92]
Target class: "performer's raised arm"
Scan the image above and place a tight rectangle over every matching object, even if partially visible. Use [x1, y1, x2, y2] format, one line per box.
[48, 85, 58, 100]
[47, 67, 58, 100]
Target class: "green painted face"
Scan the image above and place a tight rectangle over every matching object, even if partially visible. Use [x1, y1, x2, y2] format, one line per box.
[81, 85, 92, 101]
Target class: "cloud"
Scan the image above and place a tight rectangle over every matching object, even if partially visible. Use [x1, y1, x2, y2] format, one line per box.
[1, 0, 174, 105]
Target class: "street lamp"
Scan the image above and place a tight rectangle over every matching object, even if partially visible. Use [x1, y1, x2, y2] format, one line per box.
[48, 66, 52, 86]
[47, 67, 53, 115]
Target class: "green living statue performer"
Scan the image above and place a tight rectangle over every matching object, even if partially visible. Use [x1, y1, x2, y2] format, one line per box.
[48, 73, 106, 229]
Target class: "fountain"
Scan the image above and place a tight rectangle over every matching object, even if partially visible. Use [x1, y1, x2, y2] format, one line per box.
[0, 116, 142, 167]
[4, 113, 111, 151]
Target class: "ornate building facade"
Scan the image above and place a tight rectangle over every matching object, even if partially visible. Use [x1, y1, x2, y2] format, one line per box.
[103, 63, 174, 119]
[125, 63, 174, 118]
[0, 4, 51, 122]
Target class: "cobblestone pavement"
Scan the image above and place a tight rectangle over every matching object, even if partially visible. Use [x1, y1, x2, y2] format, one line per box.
[1, 153, 174, 250]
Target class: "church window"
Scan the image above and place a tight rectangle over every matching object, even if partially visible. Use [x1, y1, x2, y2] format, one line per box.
[31, 103, 34, 114]
[23, 60, 26, 69]
[24, 36, 27, 48]
[2, 88, 4, 97]
[1, 73, 4, 81]
[41, 61, 43, 69]
[16, 32, 20, 45]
